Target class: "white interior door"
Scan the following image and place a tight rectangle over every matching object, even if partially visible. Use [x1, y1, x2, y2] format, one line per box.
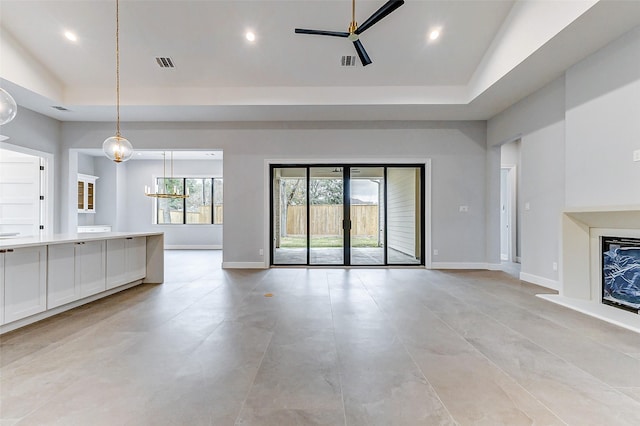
[0, 148, 41, 237]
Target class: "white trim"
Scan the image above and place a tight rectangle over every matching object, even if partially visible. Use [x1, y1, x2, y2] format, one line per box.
[516, 256, 522, 263]
[519, 272, 560, 291]
[164, 245, 222, 250]
[487, 263, 502, 271]
[222, 262, 267, 269]
[431, 262, 490, 270]
[537, 294, 640, 334]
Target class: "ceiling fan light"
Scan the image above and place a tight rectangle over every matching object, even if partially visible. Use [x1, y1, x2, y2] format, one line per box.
[103, 135, 133, 163]
[0, 88, 18, 126]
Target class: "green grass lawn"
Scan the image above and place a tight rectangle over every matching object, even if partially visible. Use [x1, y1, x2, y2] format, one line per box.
[280, 235, 379, 248]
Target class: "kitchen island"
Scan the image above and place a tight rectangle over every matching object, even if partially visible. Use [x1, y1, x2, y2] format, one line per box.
[0, 232, 163, 334]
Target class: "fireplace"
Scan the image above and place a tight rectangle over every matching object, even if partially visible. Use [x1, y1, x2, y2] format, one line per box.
[602, 236, 640, 314]
[538, 207, 640, 333]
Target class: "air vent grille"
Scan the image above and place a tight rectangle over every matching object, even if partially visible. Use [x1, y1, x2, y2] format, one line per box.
[51, 106, 69, 111]
[155, 57, 175, 68]
[341, 55, 357, 67]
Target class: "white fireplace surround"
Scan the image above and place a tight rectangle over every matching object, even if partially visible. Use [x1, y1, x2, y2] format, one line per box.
[538, 206, 640, 333]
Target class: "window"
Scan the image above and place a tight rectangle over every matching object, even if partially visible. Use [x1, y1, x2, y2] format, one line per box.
[155, 178, 223, 224]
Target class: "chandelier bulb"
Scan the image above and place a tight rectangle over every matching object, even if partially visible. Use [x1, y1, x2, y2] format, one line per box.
[0, 88, 18, 126]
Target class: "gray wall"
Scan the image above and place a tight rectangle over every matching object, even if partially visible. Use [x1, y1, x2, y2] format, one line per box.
[565, 25, 640, 207]
[0, 106, 62, 232]
[60, 121, 488, 266]
[124, 159, 223, 248]
[488, 77, 566, 284]
[487, 26, 640, 285]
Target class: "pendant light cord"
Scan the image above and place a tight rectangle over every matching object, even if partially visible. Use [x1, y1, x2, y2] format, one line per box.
[115, 0, 121, 137]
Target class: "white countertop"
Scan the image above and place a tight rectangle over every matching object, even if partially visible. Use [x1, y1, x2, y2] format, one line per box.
[0, 232, 163, 249]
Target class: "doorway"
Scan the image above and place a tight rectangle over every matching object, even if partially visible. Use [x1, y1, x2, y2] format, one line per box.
[270, 164, 425, 266]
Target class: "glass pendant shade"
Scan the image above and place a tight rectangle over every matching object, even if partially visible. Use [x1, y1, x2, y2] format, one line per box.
[0, 88, 18, 126]
[103, 135, 133, 163]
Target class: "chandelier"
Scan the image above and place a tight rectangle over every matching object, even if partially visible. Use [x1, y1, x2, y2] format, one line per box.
[102, 0, 133, 163]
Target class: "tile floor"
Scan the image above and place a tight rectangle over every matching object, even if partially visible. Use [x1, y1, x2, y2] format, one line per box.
[1, 250, 640, 425]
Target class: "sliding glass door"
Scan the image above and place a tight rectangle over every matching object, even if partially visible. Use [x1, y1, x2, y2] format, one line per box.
[271, 164, 424, 266]
[309, 167, 344, 265]
[350, 167, 385, 265]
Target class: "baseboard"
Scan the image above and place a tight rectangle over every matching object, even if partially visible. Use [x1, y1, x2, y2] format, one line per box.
[431, 262, 490, 270]
[222, 262, 267, 269]
[519, 272, 560, 291]
[164, 245, 222, 250]
[487, 263, 502, 271]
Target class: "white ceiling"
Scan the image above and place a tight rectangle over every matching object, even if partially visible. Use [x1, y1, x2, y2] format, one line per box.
[1, 0, 639, 122]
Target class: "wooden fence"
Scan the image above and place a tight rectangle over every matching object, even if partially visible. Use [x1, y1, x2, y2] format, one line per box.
[286, 204, 378, 236]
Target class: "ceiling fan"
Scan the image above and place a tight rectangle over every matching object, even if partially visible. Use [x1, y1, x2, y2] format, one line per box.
[295, 0, 405, 67]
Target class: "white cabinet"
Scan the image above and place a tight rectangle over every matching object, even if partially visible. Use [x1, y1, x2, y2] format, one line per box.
[77, 174, 98, 213]
[76, 240, 106, 298]
[106, 237, 146, 289]
[47, 241, 106, 308]
[47, 244, 77, 309]
[1, 246, 47, 324]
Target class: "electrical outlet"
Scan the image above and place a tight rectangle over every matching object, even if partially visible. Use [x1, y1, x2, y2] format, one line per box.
[459, 205, 468, 212]
[525, 202, 530, 211]
[552, 262, 558, 271]
[259, 249, 264, 256]
[634, 149, 640, 162]
[433, 249, 439, 256]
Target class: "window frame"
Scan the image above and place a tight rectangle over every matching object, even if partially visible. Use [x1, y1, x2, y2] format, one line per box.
[153, 177, 223, 225]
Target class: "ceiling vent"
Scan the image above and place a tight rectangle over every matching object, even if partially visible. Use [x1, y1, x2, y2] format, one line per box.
[340, 55, 357, 67]
[51, 105, 69, 111]
[155, 57, 175, 68]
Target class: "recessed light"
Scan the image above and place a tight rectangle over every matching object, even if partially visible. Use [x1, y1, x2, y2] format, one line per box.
[429, 29, 440, 41]
[245, 31, 256, 42]
[64, 31, 77, 42]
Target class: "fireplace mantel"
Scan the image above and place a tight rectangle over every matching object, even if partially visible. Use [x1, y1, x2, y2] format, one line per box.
[537, 205, 640, 333]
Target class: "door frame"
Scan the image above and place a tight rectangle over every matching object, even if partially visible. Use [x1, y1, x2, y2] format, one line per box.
[265, 158, 431, 268]
[500, 165, 517, 263]
[0, 141, 54, 235]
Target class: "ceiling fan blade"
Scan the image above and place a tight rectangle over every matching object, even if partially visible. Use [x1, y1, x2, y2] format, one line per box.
[355, 0, 404, 35]
[295, 28, 350, 38]
[353, 39, 372, 66]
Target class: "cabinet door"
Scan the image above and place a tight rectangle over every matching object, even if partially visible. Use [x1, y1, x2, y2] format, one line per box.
[125, 237, 146, 282]
[76, 241, 106, 298]
[77, 181, 85, 211]
[47, 244, 78, 308]
[3, 246, 47, 323]
[106, 239, 127, 289]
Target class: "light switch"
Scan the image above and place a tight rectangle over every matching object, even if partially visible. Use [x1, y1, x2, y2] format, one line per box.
[525, 202, 530, 211]
[634, 149, 640, 162]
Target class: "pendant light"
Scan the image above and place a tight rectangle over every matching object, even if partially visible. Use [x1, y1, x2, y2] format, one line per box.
[145, 152, 189, 199]
[102, 0, 133, 163]
[0, 88, 17, 126]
